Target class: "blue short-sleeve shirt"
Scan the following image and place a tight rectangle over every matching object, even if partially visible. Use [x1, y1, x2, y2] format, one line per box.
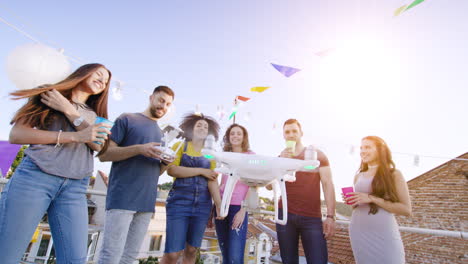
[106, 113, 162, 212]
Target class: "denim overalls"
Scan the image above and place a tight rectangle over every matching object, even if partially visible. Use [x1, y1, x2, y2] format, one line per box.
[164, 142, 213, 253]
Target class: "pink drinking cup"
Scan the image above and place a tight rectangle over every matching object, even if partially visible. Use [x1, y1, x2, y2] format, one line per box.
[342, 186, 354, 205]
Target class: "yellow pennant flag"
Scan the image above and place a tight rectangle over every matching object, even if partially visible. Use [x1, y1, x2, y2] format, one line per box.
[250, 86, 270, 93]
[31, 227, 40, 243]
[394, 5, 408, 16]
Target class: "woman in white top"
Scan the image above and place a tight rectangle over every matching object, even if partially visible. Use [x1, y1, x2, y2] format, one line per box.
[345, 136, 412, 264]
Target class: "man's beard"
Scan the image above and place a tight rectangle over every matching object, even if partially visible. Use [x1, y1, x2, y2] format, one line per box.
[150, 106, 165, 119]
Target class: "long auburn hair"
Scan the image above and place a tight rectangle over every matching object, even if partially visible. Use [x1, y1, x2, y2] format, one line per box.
[222, 123, 250, 152]
[10, 63, 112, 155]
[179, 113, 220, 142]
[359, 136, 399, 215]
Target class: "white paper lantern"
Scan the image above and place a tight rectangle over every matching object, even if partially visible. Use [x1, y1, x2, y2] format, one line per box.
[112, 80, 124, 101]
[244, 111, 251, 122]
[6, 43, 71, 90]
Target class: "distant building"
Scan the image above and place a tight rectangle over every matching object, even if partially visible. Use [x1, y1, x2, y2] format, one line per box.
[91, 171, 169, 261]
[202, 215, 275, 264]
[245, 219, 273, 264]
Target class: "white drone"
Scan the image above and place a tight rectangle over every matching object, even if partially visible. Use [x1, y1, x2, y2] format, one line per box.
[155, 125, 185, 162]
[201, 135, 320, 225]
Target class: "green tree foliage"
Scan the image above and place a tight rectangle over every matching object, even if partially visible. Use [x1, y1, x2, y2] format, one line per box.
[320, 200, 353, 217]
[157, 181, 173, 190]
[46, 256, 56, 264]
[259, 196, 272, 204]
[6, 145, 28, 179]
[259, 196, 274, 211]
[138, 256, 159, 264]
[196, 248, 203, 264]
[259, 196, 275, 211]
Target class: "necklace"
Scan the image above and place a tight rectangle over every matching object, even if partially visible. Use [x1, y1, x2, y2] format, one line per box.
[368, 165, 378, 169]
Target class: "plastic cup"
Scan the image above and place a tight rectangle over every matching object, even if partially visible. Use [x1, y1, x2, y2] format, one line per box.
[94, 117, 114, 144]
[342, 186, 354, 205]
[285, 140, 296, 153]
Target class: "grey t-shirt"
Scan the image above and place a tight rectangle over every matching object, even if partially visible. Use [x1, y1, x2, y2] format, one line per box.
[25, 104, 97, 179]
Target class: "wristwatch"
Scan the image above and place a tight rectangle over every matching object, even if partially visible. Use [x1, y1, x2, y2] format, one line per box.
[326, 215, 336, 221]
[73, 116, 84, 126]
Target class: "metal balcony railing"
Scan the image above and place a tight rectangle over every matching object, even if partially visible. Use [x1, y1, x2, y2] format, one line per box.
[1, 178, 467, 240]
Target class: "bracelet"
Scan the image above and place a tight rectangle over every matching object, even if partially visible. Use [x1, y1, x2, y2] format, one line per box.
[55, 130, 62, 148]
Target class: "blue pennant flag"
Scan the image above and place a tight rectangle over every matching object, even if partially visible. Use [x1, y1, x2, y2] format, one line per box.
[271, 63, 301, 77]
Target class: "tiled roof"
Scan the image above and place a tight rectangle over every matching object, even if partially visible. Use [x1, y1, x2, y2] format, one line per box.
[395, 152, 468, 263]
[397, 152, 468, 231]
[327, 224, 355, 264]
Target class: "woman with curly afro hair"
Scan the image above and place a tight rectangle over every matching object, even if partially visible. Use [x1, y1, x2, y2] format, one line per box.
[162, 113, 222, 264]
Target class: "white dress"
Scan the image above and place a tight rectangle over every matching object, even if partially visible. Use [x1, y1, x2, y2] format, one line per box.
[349, 174, 406, 264]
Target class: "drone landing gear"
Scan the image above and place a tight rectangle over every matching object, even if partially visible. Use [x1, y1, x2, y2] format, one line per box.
[219, 172, 238, 218]
[273, 178, 288, 225]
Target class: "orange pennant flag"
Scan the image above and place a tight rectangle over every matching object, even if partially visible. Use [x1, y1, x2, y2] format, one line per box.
[236, 95, 250, 102]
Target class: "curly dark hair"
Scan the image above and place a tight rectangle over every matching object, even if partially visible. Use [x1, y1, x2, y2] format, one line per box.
[179, 113, 220, 141]
[222, 123, 250, 152]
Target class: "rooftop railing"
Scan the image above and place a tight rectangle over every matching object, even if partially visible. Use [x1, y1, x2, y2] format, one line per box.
[1, 178, 466, 240]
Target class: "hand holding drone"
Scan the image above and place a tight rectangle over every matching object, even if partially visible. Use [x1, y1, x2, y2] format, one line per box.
[201, 135, 320, 225]
[155, 125, 185, 163]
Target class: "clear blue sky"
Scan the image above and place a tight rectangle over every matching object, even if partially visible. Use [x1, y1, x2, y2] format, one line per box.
[1, 0, 467, 199]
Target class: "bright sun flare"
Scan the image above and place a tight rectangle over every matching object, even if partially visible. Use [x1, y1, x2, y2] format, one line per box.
[316, 36, 402, 123]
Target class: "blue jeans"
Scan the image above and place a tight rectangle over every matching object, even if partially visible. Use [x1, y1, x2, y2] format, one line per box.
[0, 156, 89, 264]
[98, 209, 153, 264]
[214, 205, 248, 264]
[276, 211, 328, 264]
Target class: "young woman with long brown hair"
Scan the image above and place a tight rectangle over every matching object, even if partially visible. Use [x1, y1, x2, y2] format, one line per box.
[0, 63, 112, 264]
[345, 136, 412, 264]
[214, 123, 254, 264]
